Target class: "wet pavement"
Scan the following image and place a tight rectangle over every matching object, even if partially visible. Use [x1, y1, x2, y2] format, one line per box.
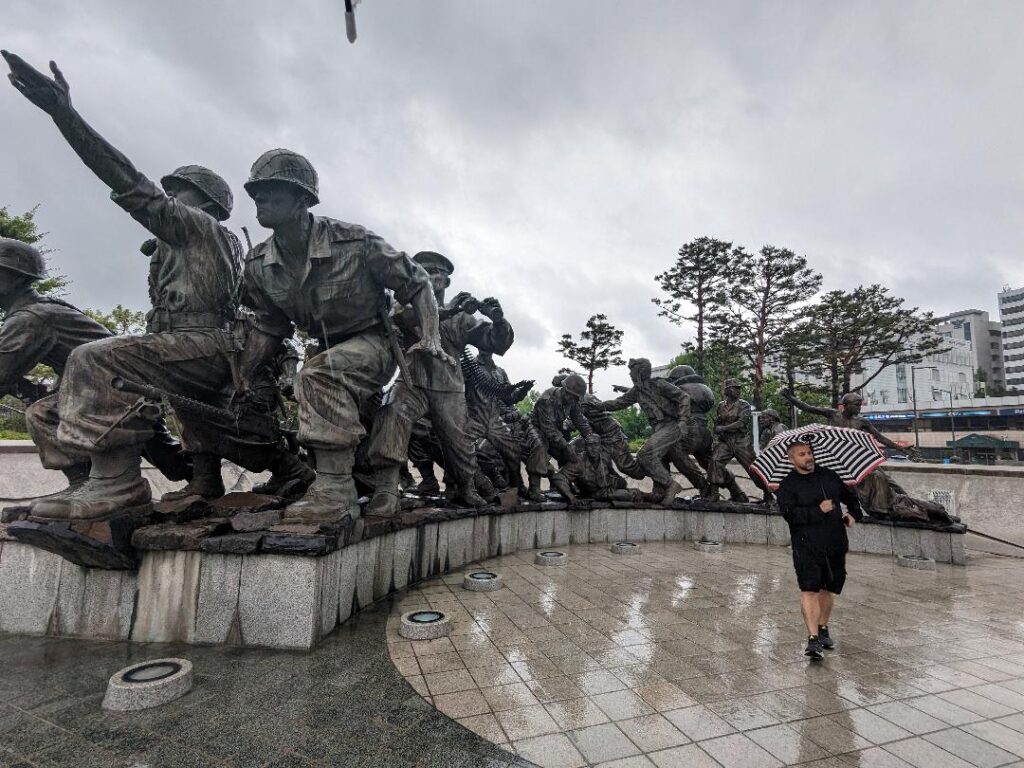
[0, 601, 536, 767]
[387, 542, 1024, 768]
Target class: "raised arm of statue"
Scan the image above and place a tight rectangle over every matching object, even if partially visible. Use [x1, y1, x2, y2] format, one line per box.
[4, 53, 140, 196]
[780, 389, 835, 419]
[599, 388, 637, 412]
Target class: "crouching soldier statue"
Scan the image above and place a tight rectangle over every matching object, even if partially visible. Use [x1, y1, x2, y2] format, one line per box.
[240, 150, 446, 524]
[3, 52, 254, 521]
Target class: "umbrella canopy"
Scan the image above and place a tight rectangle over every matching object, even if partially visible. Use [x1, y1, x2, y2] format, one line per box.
[751, 424, 887, 490]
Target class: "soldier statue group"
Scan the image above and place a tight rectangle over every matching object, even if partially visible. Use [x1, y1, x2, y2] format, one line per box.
[1, 51, 947, 532]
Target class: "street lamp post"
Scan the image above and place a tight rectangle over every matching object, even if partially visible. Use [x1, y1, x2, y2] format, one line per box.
[910, 365, 939, 453]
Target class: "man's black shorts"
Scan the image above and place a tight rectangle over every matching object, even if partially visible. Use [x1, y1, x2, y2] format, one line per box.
[792, 546, 846, 594]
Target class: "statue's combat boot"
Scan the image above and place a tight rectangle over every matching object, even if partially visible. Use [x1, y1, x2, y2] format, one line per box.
[413, 461, 441, 495]
[659, 479, 683, 507]
[366, 465, 402, 517]
[283, 449, 358, 524]
[550, 474, 576, 504]
[523, 475, 546, 503]
[726, 478, 749, 503]
[30, 449, 152, 520]
[252, 453, 316, 498]
[162, 453, 225, 501]
[62, 462, 91, 491]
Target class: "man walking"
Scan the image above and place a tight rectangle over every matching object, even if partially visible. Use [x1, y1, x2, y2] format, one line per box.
[776, 440, 862, 660]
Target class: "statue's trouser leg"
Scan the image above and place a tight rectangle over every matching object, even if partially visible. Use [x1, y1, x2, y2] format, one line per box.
[478, 410, 525, 489]
[366, 379, 428, 515]
[426, 390, 485, 506]
[708, 442, 748, 501]
[26, 393, 89, 477]
[637, 422, 681, 488]
[667, 442, 709, 493]
[288, 332, 395, 521]
[408, 420, 441, 492]
[605, 432, 646, 480]
[33, 332, 231, 520]
[690, 430, 727, 500]
[729, 440, 770, 495]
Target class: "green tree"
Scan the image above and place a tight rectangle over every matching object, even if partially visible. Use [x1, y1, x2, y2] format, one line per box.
[798, 285, 948, 406]
[84, 304, 146, 335]
[0, 205, 68, 297]
[720, 245, 822, 409]
[652, 236, 734, 377]
[557, 313, 626, 393]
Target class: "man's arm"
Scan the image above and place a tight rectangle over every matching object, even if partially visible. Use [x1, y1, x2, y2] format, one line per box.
[465, 298, 514, 356]
[567, 399, 594, 439]
[777, 482, 826, 527]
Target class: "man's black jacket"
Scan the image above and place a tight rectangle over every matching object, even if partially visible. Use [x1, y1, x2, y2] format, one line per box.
[777, 466, 863, 554]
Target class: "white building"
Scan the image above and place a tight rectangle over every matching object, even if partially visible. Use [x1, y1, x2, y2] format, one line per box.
[853, 337, 975, 410]
[934, 309, 1004, 392]
[1000, 285, 1024, 390]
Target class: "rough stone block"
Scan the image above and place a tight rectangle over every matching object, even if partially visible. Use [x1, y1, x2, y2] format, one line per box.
[373, 533, 396, 599]
[472, 516, 490, 562]
[665, 509, 686, 541]
[201, 532, 263, 555]
[447, 519, 473, 570]
[419, 523, 439, 579]
[589, 508, 608, 544]
[569, 511, 589, 545]
[260, 533, 336, 556]
[535, 511, 555, 548]
[0, 543, 62, 635]
[318, 550, 342, 637]
[194, 553, 243, 645]
[355, 538, 379, 610]
[699, 512, 725, 543]
[893, 527, 923, 558]
[742, 513, 768, 545]
[151, 496, 211, 524]
[237, 554, 319, 649]
[392, 528, 417, 593]
[606, 509, 627, 543]
[767, 515, 791, 546]
[132, 519, 230, 551]
[847, 522, 892, 555]
[131, 550, 202, 643]
[918, 529, 952, 564]
[722, 512, 745, 543]
[950, 532, 967, 565]
[551, 510, 571, 546]
[496, 513, 517, 556]
[229, 509, 282, 532]
[54, 560, 135, 640]
[516, 511, 538, 551]
[337, 544, 358, 624]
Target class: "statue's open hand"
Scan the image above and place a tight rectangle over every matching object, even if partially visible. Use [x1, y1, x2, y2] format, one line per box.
[408, 337, 456, 367]
[478, 297, 504, 322]
[2, 52, 71, 114]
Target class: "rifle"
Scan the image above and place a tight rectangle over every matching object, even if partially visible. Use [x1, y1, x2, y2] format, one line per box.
[111, 377, 236, 423]
[379, 306, 413, 384]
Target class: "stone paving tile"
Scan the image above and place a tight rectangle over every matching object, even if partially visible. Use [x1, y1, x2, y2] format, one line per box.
[648, 743, 723, 767]
[866, 701, 949, 735]
[567, 723, 640, 764]
[922, 727, 1019, 767]
[496, 704, 562, 741]
[513, 733, 587, 768]
[882, 737, 977, 768]
[699, 732, 784, 768]
[746, 723, 832, 764]
[614, 714, 689, 753]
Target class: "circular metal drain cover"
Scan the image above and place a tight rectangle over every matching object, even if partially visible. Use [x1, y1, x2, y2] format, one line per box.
[400, 609, 452, 640]
[896, 554, 936, 570]
[463, 570, 503, 592]
[694, 540, 723, 553]
[611, 541, 641, 555]
[535, 550, 568, 566]
[102, 658, 193, 711]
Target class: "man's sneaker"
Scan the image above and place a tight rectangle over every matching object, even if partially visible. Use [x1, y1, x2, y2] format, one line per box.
[818, 626, 835, 650]
[804, 636, 824, 660]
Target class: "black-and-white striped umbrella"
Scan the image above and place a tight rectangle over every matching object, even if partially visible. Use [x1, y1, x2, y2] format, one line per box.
[751, 424, 887, 490]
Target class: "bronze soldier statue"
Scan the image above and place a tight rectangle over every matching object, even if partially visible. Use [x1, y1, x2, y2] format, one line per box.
[562, 435, 642, 503]
[3, 53, 260, 521]
[240, 150, 447, 523]
[365, 251, 513, 515]
[579, 393, 646, 483]
[530, 374, 594, 502]
[0, 238, 190, 488]
[759, 408, 787, 449]
[598, 358, 686, 506]
[708, 378, 770, 503]
[781, 389, 951, 523]
[663, 364, 732, 501]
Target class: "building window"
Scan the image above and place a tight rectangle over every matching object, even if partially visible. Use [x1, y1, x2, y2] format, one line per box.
[897, 386, 908, 404]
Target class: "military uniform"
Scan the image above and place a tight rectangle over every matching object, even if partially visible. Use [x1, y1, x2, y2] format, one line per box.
[531, 386, 593, 466]
[580, 394, 645, 480]
[366, 296, 514, 505]
[465, 355, 527, 489]
[561, 435, 638, 502]
[599, 360, 689, 493]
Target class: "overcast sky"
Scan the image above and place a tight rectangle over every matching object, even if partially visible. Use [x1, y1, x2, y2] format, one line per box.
[5, 1, 1024, 394]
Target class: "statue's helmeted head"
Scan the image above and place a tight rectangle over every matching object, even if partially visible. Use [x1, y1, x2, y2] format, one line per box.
[628, 357, 652, 383]
[723, 378, 742, 397]
[0, 238, 45, 281]
[245, 149, 320, 228]
[160, 165, 233, 221]
[562, 374, 586, 399]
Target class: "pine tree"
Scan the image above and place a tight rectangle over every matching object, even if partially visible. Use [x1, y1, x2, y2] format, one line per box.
[557, 313, 626, 393]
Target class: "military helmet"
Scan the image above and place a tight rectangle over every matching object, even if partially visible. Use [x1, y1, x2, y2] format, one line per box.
[562, 374, 587, 398]
[552, 374, 568, 387]
[160, 165, 233, 221]
[244, 149, 320, 205]
[413, 251, 455, 275]
[723, 378, 742, 389]
[840, 392, 863, 405]
[0, 238, 46, 280]
[760, 408, 781, 421]
[668, 364, 695, 381]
